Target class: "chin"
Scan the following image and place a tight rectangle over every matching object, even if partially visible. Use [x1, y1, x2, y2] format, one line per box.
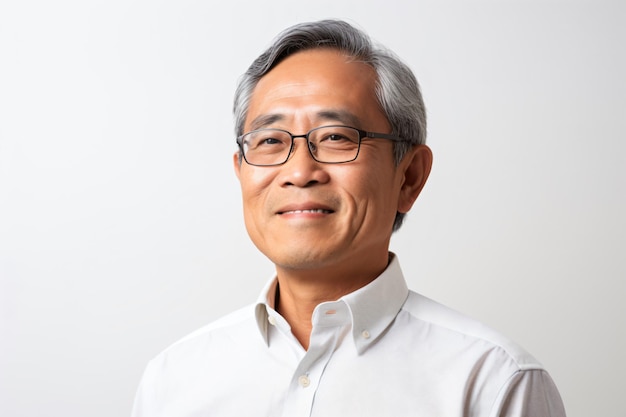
[267, 248, 340, 271]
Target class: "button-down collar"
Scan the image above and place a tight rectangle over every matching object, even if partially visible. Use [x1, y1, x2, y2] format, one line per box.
[254, 253, 409, 353]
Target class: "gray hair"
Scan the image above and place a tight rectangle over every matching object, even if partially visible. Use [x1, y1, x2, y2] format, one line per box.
[233, 19, 427, 231]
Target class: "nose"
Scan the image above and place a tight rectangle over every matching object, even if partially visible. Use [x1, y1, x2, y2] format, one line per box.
[278, 137, 330, 188]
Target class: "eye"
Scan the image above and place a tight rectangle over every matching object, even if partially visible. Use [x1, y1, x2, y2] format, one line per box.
[326, 134, 350, 142]
[317, 129, 358, 145]
[260, 137, 283, 145]
[249, 133, 288, 149]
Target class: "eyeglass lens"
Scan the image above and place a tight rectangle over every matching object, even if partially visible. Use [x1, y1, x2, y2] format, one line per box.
[241, 126, 360, 166]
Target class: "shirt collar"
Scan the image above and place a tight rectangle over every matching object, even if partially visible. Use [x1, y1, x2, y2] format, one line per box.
[254, 253, 409, 354]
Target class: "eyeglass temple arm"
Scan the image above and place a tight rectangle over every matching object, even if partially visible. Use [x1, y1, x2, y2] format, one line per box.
[362, 130, 406, 142]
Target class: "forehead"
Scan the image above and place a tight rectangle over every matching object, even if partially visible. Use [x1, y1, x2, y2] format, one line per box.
[245, 48, 388, 132]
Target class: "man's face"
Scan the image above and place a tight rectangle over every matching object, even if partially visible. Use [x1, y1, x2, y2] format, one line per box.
[234, 49, 426, 275]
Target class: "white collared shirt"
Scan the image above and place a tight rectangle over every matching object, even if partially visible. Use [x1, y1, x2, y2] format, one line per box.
[132, 255, 566, 417]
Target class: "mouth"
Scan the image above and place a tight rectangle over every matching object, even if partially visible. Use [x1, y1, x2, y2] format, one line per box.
[276, 202, 335, 216]
[278, 208, 333, 215]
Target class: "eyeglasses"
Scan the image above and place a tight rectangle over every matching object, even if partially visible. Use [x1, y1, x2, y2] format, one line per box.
[236, 125, 406, 166]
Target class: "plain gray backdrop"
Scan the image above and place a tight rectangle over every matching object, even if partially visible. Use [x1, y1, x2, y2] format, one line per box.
[1, 1, 624, 416]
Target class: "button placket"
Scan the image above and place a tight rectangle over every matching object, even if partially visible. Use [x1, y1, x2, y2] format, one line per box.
[280, 303, 348, 417]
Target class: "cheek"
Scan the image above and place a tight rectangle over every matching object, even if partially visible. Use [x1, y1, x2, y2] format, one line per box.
[361, 171, 402, 219]
[239, 168, 275, 202]
[337, 170, 398, 218]
[239, 177, 273, 233]
[239, 175, 270, 236]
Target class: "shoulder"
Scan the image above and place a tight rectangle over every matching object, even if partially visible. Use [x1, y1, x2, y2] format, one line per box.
[132, 304, 267, 415]
[152, 303, 259, 362]
[402, 290, 543, 371]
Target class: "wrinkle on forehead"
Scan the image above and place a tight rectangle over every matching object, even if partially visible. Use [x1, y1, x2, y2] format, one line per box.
[247, 109, 364, 132]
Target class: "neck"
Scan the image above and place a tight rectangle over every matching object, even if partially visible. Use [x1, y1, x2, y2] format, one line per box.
[274, 253, 390, 350]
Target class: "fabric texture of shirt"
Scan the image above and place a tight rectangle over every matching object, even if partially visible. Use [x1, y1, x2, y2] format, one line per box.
[131, 255, 566, 417]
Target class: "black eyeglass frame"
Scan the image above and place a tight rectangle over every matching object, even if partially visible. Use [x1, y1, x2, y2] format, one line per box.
[236, 125, 407, 166]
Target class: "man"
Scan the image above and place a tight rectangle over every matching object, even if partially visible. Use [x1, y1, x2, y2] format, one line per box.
[132, 19, 566, 416]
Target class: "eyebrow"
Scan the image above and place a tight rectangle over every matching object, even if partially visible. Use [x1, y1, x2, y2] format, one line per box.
[248, 113, 284, 131]
[316, 109, 363, 127]
[247, 109, 364, 132]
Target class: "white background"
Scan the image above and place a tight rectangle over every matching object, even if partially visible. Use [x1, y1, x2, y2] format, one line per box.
[1, 1, 624, 416]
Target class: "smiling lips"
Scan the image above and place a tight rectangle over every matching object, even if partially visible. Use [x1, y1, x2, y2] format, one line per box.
[276, 203, 335, 216]
[279, 208, 333, 215]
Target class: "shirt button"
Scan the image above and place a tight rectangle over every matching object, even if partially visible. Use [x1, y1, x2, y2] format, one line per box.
[298, 375, 310, 387]
[361, 330, 371, 339]
[268, 316, 276, 326]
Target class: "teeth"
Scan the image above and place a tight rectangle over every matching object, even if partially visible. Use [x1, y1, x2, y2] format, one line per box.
[284, 209, 331, 214]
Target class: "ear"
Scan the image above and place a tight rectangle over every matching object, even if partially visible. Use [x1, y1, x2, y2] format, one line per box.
[233, 151, 242, 180]
[397, 144, 432, 213]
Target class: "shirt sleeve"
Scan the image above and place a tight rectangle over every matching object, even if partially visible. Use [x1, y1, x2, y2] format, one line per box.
[490, 369, 567, 417]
